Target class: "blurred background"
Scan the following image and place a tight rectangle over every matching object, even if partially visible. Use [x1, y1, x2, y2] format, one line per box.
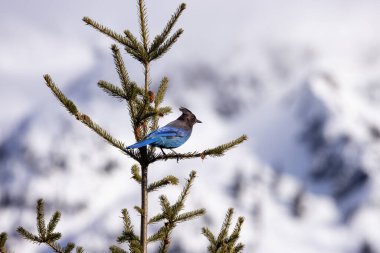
[1, 0, 380, 252]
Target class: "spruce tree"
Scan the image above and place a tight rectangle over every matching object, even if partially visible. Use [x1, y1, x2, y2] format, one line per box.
[8, 0, 248, 252]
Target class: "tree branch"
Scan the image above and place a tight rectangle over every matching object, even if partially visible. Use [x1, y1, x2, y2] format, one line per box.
[43, 74, 139, 161]
[149, 3, 186, 54]
[150, 135, 248, 162]
[83, 17, 137, 51]
[137, 0, 149, 52]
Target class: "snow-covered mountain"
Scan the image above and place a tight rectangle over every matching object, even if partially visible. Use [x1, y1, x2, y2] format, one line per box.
[2, 1, 380, 253]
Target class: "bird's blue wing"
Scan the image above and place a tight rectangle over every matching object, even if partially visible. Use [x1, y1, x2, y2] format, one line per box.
[147, 126, 185, 138]
[126, 126, 190, 149]
[148, 126, 190, 148]
[127, 138, 157, 149]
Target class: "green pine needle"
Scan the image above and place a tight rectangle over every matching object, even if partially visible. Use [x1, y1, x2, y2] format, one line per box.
[47, 211, 61, 235]
[76, 247, 85, 253]
[149, 3, 186, 54]
[157, 228, 172, 253]
[124, 30, 143, 51]
[156, 106, 172, 116]
[148, 213, 165, 224]
[111, 44, 131, 94]
[18, 199, 85, 253]
[149, 77, 170, 131]
[131, 164, 142, 183]
[0, 232, 11, 253]
[44, 74, 78, 115]
[17, 227, 41, 242]
[124, 45, 145, 63]
[117, 209, 140, 246]
[174, 208, 206, 223]
[48, 241, 66, 253]
[217, 208, 233, 243]
[147, 227, 166, 243]
[110, 245, 127, 253]
[139, 106, 172, 125]
[0, 232, 7, 248]
[201, 228, 216, 245]
[83, 17, 136, 51]
[43, 75, 135, 159]
[63, 243, 75, 253]
[137, 0, 150, 51]
[233, 243, 245, 253]
[226, 217, 245, 244]
[150, 171, 204, 253]
[171, 171, 196, 215]
[204, 135, 248, 157]
[159, 195, 171, 214]
[98, 80, 127, 101]
[133, 206, 143, 215]
[149, 29, 183, 61]
[36, 199, 47, 240]
[155, 77, 168, 108]
[123, 30, 148, 62]
[46, 232, 62, 242]
[121, 209, 134, 234]
[117, 231, 138, 244]
[147, 175, 179, 192]
[202, 208, 245, 253]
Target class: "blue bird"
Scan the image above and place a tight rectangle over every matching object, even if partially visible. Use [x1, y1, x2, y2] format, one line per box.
[126, 107, 202, 155]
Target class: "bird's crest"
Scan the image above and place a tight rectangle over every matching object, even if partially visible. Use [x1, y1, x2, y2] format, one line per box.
[178, 106, 202, 124]
[179, 107, 193, 115]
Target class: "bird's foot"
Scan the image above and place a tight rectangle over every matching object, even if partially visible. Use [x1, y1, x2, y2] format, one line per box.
[160, 148, 168, 161]
[170, 149, 180, 163]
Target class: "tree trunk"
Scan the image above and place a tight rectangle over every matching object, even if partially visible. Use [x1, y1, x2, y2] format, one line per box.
[140, 161, 148, 253]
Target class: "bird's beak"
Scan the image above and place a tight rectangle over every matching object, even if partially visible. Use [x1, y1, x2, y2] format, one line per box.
[196, 119, 202, 123]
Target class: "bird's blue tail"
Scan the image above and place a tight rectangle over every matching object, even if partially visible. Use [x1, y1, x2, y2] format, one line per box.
[126, 138, 157, 149]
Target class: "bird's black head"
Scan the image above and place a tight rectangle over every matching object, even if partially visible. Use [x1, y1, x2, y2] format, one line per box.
[178, 107, 202, 127]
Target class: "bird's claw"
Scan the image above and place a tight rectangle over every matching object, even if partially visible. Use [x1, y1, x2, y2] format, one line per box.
[159, 148, 180, 162]
[170, 149, 180, 163]
[160, 147, 170, 161]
